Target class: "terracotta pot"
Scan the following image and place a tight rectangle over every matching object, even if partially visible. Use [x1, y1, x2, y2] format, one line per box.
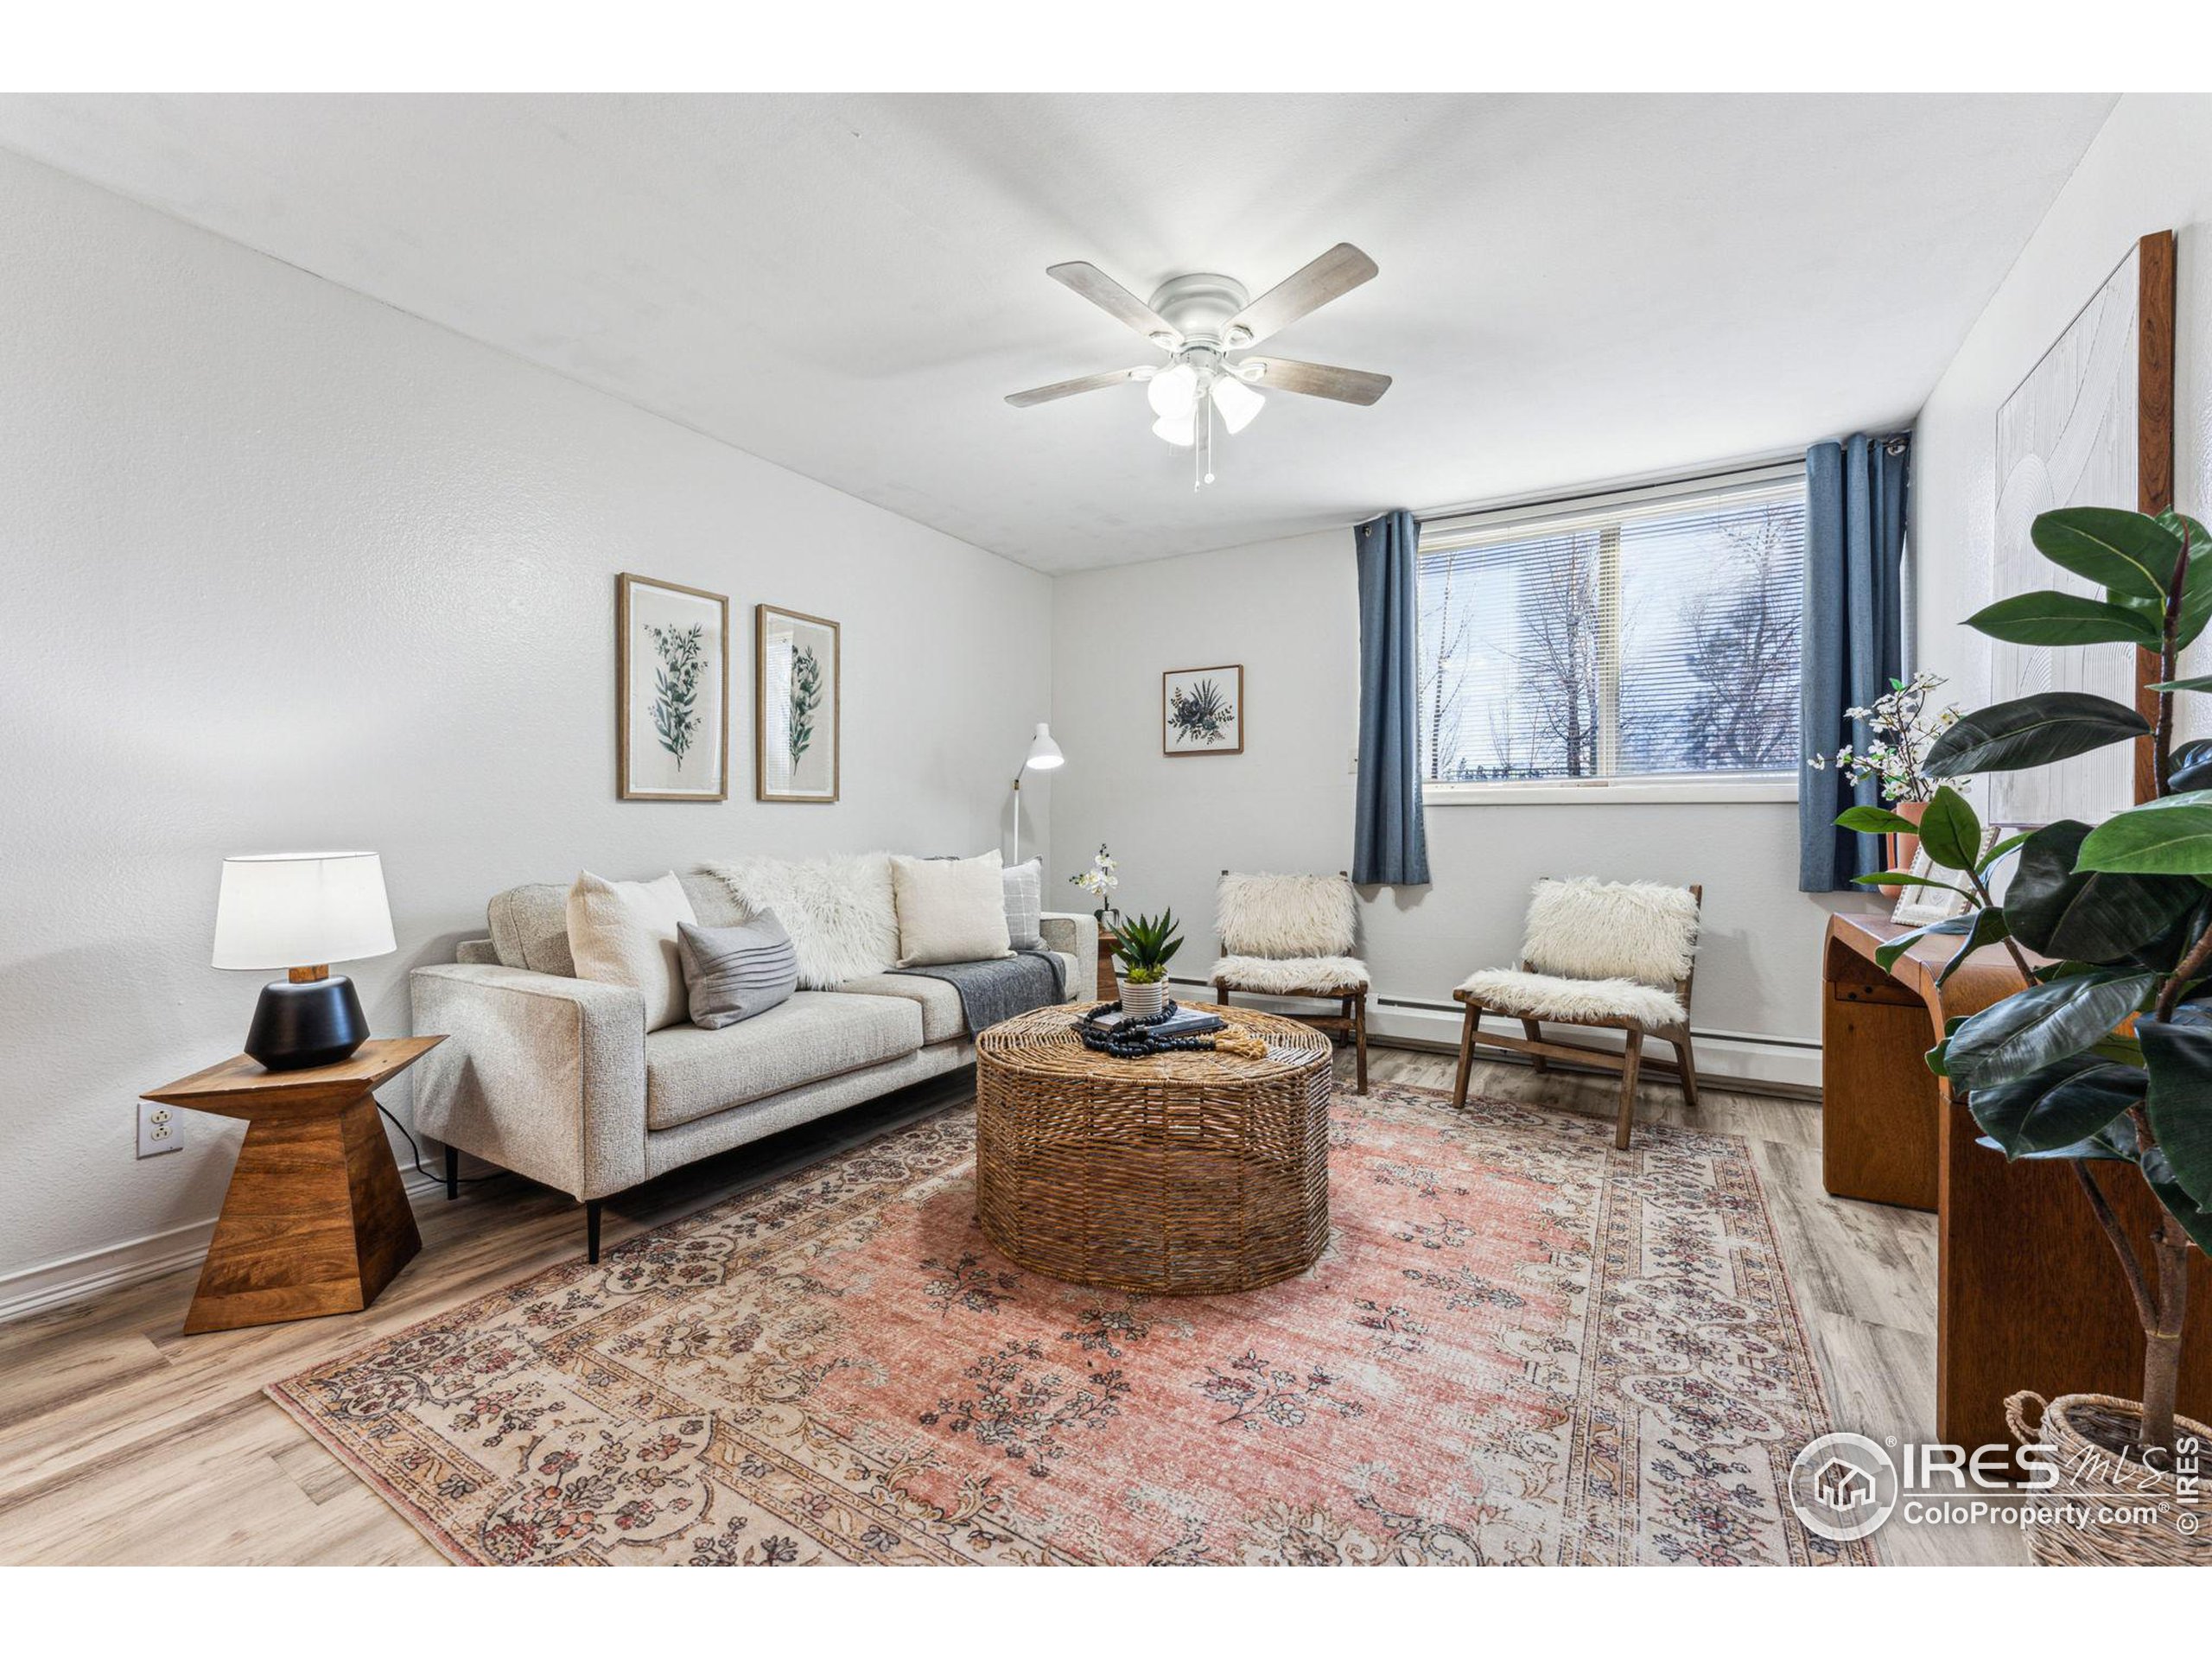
[2006, 1390, 2212, 1566]
[1880, 798, 1928, 899]
[1120, 978, 1167, 1020]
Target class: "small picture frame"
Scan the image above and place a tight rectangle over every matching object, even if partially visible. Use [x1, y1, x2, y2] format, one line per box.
[1890, 827, 2003, 926]
[617, 574, 729, 802]
[755, 604, 841, 803]
[1163, 664, 1244, 756]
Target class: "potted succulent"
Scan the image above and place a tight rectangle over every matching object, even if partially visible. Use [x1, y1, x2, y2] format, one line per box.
[1110, 909, 1183, 1019]
[1807, 671, 1961, 895]
[1840, 504, 2212, 1566]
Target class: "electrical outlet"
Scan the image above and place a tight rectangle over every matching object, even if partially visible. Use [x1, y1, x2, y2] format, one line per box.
[137, 1099, 182, 1159]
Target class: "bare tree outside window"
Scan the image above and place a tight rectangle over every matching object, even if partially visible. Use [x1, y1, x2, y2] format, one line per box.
[1414, 480, 1805, 786]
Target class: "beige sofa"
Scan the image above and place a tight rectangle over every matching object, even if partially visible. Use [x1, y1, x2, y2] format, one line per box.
[410, 870, 1094, 1259]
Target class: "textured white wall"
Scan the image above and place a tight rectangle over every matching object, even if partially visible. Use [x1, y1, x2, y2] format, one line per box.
[0, 149, 1052, 1289]
[1049, 529, 1838, 1080]
[1914, 95, 2212, 734]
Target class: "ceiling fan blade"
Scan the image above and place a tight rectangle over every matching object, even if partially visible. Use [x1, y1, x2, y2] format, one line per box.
[1227, 244, 1378, 346]
[1046, 262, 1180, 345]
[1004, 366, 1148, 409]
[1239, 357, 1392, 406]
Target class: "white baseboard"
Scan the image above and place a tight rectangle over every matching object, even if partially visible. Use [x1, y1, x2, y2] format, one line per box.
[0, 1168, 448, 1329]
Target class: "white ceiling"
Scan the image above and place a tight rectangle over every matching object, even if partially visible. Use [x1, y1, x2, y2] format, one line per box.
[0, 93, 2115, 573]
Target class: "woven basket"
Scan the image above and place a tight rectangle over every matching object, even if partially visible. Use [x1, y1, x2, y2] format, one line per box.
[974, 1002, 1332, 1296]
[2006, 1390, 2212, 1567]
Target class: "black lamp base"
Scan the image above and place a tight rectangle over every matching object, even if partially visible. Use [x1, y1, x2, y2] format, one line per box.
[245, 975, 369, 1071]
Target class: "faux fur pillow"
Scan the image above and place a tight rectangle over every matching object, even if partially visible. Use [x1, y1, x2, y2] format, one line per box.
[702, 853, 899, 990]
[1521, 877, 1700, 988]
[1217, 872, 1357, 958]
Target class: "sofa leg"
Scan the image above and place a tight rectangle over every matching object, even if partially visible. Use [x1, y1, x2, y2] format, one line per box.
[586, 1199, 602, 1264]
[444, 1145, 459, 1201]
[1451, 1004, 1478, 1111]
[1616, 1032, 1644, 1151]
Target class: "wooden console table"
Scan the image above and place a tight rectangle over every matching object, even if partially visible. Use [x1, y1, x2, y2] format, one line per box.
[1821, 912, 2212, 1451]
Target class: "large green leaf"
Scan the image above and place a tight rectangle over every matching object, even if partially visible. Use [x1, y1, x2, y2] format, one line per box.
[1965, 589, 2161, 647]
[2152, 676, 2212, 695]
[1873, 913, 1974, 975]
[1923, 692, 2148, 778]
[1916, 785, 1984, 871]
[2031, 506, 2183, 601]
[2169, 741, 2212, 795]
[2076, 791, 2212, 875]
[2000, 820, 2196, 962]
[1834, 804, 1923, 836]
[1968, 1052, 2145, 1157]
[1937, 906, 2011, 986]
[2141, 1008, 2212, 1211]
[1943, 971, 2157, 1092]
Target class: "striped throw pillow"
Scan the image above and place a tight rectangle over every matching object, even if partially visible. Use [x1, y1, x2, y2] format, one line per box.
[677, 912, 799, 1029]
[1002, 857, 1045, 951]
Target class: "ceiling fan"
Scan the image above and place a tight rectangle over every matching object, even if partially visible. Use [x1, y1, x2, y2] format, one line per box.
[1006, 243, 1391, 488]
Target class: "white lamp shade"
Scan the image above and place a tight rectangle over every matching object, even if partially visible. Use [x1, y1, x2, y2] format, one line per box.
[1024, 721, 1065, 771]
[1146, 359, 1197, 421]
[213, 851, 396, 969]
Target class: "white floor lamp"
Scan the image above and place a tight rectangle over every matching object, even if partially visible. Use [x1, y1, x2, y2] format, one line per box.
[1011, 722, 1064, 866]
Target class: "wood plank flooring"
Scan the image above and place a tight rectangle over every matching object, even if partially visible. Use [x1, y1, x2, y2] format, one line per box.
[0, 1046, 2024, 1565]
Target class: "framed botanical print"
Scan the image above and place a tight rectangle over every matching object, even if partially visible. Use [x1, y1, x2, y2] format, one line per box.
[617, 574, 728, 802]
[756, 605, 840, 803]
[1163, 664, 1243, 756]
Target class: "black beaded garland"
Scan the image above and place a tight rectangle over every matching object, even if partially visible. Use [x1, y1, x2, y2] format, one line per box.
[1074, 999, 1224, 1058]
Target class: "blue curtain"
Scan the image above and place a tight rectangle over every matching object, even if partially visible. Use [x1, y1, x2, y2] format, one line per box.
[1800, 435, 1910, 892]
[1354, 510, 1431, 886]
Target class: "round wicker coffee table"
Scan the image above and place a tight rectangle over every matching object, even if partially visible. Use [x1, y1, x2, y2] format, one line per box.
[973, 1003, 1332, 1295]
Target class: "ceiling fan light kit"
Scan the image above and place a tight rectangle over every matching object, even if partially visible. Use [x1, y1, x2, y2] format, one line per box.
[1008, 244, 1392, 490]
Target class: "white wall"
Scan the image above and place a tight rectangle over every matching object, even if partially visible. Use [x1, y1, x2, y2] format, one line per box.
[1914, 94, 2212, 713]
[1050, 529, 1835, 1086]
[0, 149, 1052, 1302]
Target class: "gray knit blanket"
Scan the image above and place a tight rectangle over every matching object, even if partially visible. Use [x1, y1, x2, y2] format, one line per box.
[892, 946, 1066, 1034]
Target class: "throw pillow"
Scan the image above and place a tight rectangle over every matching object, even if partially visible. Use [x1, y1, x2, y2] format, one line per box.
[700, 853, 899, 989]
[890, 850, 1011, 967]
[566, 870, 697, 1031]
[677, 912, 799, 1029]
[1002, 856, 1045, 951]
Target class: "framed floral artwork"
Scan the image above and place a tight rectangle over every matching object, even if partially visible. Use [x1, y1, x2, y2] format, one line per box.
[756, 605, 840, 803]
[617, 573, 728, 802]
[1164, 664, 1243, 756]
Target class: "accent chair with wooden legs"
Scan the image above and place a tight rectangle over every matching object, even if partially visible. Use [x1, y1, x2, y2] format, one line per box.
[1209, 869, 1370, 1094]
[1449, 878, 1702, 1148]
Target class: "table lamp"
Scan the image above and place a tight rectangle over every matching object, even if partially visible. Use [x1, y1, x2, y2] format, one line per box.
[213, 851, 396, 1071]
[1011, 722, 1065, 866]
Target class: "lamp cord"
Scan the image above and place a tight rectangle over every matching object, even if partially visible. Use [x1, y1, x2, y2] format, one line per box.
[376, 1101, 508, 1190]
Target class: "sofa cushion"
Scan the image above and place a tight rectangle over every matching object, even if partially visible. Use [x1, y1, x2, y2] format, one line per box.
[643, 991, 923, 1131]
[892, 851, 1011, 966]
[488, 871, 741, 976]
[1002, 857, 1045, 951]
[700, 854, 899, 989]
[839, 972, 968, 1044]
[568, 870, 697, 1032]
[678, 913, 798, 1029]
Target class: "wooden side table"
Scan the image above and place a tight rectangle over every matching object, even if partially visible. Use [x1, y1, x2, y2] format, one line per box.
[144, 1036, 442, 1334]
[1095, 925, 1118, 1002]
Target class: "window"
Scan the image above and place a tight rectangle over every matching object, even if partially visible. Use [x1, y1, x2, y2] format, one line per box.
[1414, 464, 1805, 797]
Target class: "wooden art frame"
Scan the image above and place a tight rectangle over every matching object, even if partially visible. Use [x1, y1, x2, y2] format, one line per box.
[754, 604, 842, 803]
[617, 573, 729, 803]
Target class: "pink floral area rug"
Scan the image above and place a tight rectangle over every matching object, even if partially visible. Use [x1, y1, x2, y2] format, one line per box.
[267, 1081, 1867, 1566]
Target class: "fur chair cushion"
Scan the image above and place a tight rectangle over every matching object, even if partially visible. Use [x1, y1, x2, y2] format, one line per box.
[702, 853, 899, 990]
[1522, 877, 1699, 987]
[1214, 953, 1370, 994]
[1217, 872, 1357, 958]
[1457, 967, 1684, 1028]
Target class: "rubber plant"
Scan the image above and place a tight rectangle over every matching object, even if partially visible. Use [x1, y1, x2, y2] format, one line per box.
[1840, 505, 2212, 1463]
